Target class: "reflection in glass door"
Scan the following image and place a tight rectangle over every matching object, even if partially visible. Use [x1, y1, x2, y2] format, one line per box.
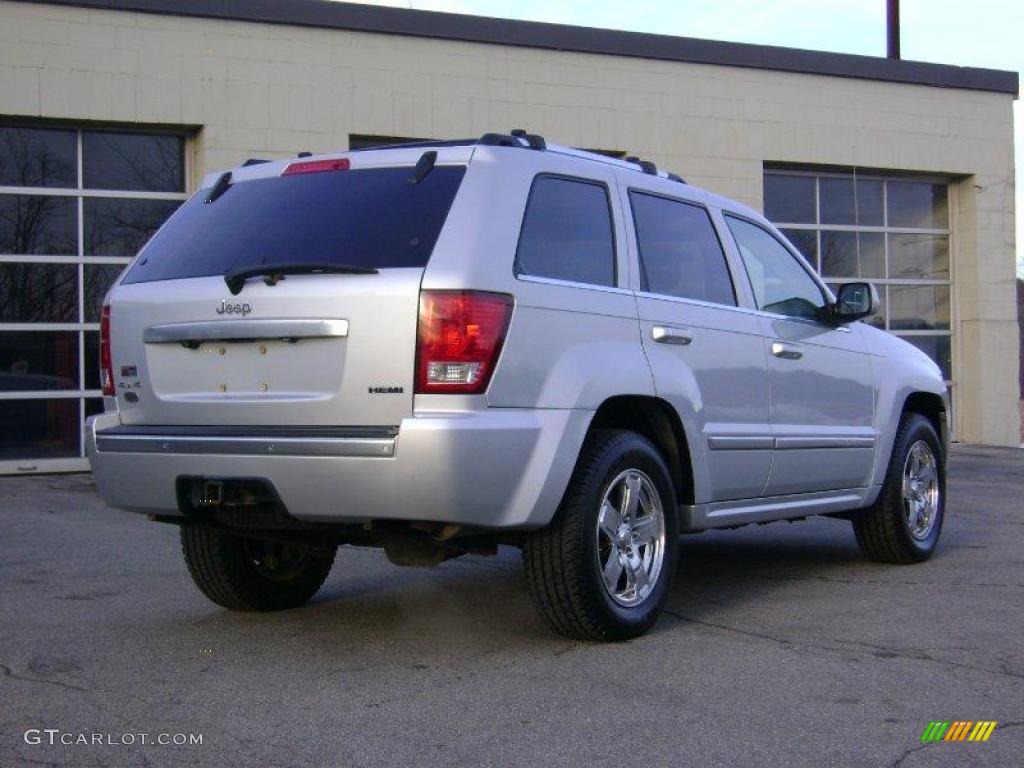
[0, 123, 188, 473]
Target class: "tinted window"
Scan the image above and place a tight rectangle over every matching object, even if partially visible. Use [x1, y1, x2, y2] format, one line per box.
[763, 174, 814, 224]
[886, 181, 947, 229]
[630, 192, 735, 306]
[0, 195, 78, 255]
[83, 131, 185, 192]
[726, 215, 826, 320]
[515, 176, 615, 287]
[0, 398, 80, 459]
[0, 332, 79, 391]
[0, 263, 78, 322]
[124, 166, 465, 284]
[84, 198, 182, 257]
[0, 126, 77, 188]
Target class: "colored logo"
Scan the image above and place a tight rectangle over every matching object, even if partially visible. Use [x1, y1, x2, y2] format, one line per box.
[920, 721, 997, 742]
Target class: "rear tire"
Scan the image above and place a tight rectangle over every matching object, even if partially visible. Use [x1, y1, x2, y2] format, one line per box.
[523, 429, 679, 641]
[852, 412, 944, 564]
[180, 525, 336, 611]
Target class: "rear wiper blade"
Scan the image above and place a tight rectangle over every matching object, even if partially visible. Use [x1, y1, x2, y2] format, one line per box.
[224, 262, 378, 295]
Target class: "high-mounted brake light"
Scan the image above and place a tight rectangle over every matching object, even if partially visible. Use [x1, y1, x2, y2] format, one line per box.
[281, 158, 351, 176]
[416, 291, 513, 395]
[99, 305, 115, 396]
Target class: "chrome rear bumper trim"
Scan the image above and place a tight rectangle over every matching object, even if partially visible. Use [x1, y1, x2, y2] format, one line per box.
[95, 432, 394, 458]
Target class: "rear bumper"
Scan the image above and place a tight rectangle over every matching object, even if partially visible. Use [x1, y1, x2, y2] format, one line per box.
[86, 408, 590, 529]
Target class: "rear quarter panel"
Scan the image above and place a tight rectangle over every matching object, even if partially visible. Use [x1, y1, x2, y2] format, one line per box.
[423, 146, 654, 410]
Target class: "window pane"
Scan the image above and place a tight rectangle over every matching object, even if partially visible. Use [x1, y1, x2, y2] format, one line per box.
[820, 231, 884, 279]
[83, 264, 124, 322]
[899, 334, 952, 380]
[0, 125, 77, 188]
[0, 195, 77, 255]
[125, 168, 466, 282]
[819, 177, 883, 226]
[630, 192, 735, 305]
[85, 397, 104, 418]
[0, 398, 80, 459]
[0, 332, 79, 391]
[886, 180, 947, 229]
[764, 174, 815, 224]
[726, 216, 825, 319]
[0, 263, 78, 322]
[779, 228, 817, 267]
[887, 233, 949, 280]
[82, 131, 185, 192]
[84, 331, 100, 390]
[515, 176, 615, 287]
[84, 197, 181, 256]
[888, 284, 950, 331]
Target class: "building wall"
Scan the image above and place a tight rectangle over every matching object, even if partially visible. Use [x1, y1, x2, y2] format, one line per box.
[0, 0, 1019, 445]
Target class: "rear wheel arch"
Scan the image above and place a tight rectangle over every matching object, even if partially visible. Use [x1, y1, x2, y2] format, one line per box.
[587, 395, 694, 505]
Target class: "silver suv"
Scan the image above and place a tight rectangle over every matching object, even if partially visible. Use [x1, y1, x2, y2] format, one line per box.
[88, 132, 949, 640]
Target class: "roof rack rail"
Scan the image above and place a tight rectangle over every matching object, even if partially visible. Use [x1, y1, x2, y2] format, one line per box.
[510, 128, 547, 150]
[625, 155, 658, 175]
[666, 171, 687, 184]
[297, 151, 312, 158]
[479, 130, 547, 150]
[242, 158, 269, 166]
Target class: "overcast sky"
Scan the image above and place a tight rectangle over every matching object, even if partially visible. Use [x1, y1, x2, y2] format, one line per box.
[346, 0, 1023, 276]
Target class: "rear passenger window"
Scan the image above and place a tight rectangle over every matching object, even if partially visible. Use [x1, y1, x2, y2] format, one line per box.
[629, 192, 736, 306]
[515, 175, 616, 287]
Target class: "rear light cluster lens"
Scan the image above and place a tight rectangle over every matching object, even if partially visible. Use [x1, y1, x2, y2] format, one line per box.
[99, 304, 115, 396]
[281, 158, 350, 176]
[416, 290, 513, 394]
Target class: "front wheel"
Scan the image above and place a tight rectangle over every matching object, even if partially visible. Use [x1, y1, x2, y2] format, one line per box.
[852, 413, 945, 564]
[524, 430, 679, 641]
[180, 525, 336, 611]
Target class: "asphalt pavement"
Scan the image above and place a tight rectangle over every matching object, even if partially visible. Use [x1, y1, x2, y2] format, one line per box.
[1, 444, 1022, 767]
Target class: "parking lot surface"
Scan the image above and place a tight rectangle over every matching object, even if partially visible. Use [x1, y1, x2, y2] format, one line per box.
[1, 444, 1022, 767]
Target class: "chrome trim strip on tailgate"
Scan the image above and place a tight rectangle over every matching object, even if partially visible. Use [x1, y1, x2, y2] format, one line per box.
[143, 318, 349, 344]
[96, 429, 394, 457]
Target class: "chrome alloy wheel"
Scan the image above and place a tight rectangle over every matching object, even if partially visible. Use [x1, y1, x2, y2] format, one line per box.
[903, 440, 940, 541]
[596, 469, 666, 607]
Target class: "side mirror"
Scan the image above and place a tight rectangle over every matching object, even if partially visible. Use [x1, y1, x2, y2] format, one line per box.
[831, 282, 879, 324]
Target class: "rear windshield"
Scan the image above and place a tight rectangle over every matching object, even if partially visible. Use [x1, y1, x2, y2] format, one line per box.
[122, 165, 466, 284]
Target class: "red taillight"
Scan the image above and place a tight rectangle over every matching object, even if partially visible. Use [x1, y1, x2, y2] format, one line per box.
[99, 305, 114, 396]
[416, 291, 513, 395]
[281, 158, 350, 176]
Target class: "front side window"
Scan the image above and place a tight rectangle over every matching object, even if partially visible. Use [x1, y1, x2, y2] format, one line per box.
[515, 175, 615, 287]
[630, 192, 735, 306]
[725, 215, 826, 320]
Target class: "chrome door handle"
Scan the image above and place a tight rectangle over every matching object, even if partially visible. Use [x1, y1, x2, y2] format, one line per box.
[772, 341, 803, 360]
[651, 326, 692, 345]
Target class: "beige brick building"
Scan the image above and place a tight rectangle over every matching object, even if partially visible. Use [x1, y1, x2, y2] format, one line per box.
[0, 0, 1019, 473]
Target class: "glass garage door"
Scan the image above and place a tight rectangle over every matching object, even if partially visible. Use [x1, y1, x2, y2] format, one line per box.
[0, 123, 188, 474]
[763, 169, 952, 383]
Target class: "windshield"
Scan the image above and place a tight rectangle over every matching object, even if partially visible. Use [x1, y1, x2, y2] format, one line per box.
[122, 165, 466, 284]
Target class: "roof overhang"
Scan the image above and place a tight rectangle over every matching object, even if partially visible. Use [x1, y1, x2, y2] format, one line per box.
[12, 0, 1019, 96]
